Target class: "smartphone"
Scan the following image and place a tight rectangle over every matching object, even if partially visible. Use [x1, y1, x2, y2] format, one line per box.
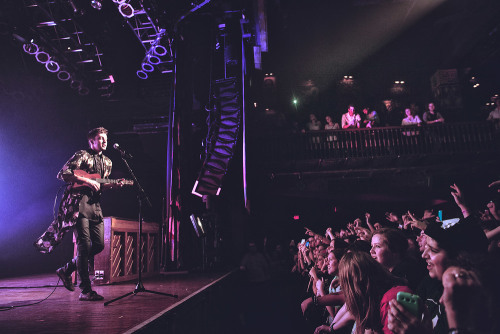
[396, 291, 421, 317]
[438, 210, 443, 221]
[305, 241, 310, 247]
[301, 239, 306, 244]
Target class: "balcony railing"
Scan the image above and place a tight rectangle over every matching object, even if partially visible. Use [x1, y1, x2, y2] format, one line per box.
[253, 122, 499, 162]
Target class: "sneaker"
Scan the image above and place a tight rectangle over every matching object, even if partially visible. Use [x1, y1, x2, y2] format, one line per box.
[56, 267, 75, 291]
[79, 290, 104, 301]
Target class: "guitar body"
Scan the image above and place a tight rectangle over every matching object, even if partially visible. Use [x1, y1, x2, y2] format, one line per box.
[72, 170, 133, 190]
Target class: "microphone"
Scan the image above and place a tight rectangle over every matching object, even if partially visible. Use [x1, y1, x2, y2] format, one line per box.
[113, 143, 133, 159]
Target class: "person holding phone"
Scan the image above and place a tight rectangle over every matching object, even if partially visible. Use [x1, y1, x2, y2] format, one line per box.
[386, 215, 489, 334]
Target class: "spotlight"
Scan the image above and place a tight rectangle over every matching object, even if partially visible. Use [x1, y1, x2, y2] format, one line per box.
[35, 51, 50, 64]
[147, 54, 161, 65]
[90, 0, 103, 10]
[23, 42, 39, 55]
[70, 80, 82, 89]
[141, 63, 154, 72]
[78, 86, 90, 96]
[153, 44, 167, 57]
[189, 214, 206, 238]
[45, 60, 60, 72]
[136, 70, 148, 80]
[118, 2, 134, 18]
[57, 70, 71, 81]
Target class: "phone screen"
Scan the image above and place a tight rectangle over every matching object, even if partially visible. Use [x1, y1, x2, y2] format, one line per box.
[438, 210, 443, 221]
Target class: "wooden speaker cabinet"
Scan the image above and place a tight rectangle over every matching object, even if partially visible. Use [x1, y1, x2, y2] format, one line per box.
[92, 216, 160, 285]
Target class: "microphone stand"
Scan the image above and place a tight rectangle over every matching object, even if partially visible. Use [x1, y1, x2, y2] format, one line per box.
[105, 153, 178, 306]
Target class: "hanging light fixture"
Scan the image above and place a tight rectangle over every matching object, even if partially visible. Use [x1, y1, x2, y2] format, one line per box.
[118, 2, 134, 18]
[45, 60, 60, 72]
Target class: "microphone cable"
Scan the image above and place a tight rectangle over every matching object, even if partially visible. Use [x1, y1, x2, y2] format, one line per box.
[0, 277, 61, 311]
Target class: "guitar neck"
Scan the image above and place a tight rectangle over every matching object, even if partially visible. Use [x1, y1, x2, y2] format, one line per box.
[94, 178, 121, 184]
[72, 170, 133, 189]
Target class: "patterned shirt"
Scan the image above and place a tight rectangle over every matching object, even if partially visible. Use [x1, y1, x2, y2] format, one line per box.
[34, 149, 112, 253]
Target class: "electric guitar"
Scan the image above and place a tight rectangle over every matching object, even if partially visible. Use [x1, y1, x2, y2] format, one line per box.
[71, 169, 134, 191]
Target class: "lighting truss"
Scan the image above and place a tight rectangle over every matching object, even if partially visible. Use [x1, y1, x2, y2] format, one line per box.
[111, 0, 173, 79]
[22, 0, 113, 97]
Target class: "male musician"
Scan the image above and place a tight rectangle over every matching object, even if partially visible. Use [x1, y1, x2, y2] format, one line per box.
[34, 127, 124, 301]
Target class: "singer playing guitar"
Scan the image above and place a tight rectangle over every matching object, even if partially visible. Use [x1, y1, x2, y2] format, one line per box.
[34, 127, 131, 301]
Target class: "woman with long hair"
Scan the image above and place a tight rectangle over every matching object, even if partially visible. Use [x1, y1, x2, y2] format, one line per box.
[339, 251, 412, 334]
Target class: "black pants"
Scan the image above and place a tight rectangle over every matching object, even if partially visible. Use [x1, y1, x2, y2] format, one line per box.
[74, 215, 104, 292]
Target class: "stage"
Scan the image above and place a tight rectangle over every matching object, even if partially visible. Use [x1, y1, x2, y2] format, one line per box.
[0, 270, 239, 334]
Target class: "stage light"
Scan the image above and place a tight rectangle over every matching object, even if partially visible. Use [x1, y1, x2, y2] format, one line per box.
[147, 54, 161, 65]
[136, 70, 148, 79]
[189, 214, 206, 238]
[118, 2, 134, 18]
[37, 21, 57, 27]
[57, 70, 71, 81]
[45, 60, 60, 72]
[35, 51, 50, 64]
[153, 45, 167, 56]
[141, 62, 154, 72]
[70, 79, 82, 89]
[78, 86, 90, 96]
[23, 42, 38, 55]
[90, 0, 103, 10]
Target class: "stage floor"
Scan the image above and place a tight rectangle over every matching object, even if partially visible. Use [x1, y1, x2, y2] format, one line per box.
[0, 270, 234, 334]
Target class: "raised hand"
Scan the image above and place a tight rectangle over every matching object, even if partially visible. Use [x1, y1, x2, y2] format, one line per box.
[408, 211, 428, 231]
[450, 183, 465, 207]
[440, 266, 485, 331]
[488, 180, 500, 192]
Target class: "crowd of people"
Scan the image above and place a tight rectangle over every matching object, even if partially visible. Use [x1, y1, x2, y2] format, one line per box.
[304, 102, 447, 133]
[288, 182, 500, 334]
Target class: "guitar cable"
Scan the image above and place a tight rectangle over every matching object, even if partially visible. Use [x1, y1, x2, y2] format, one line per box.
[0, 277, 61, 311]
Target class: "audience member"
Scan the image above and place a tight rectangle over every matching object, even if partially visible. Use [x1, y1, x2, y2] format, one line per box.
[324, 115, 340, 143]
[339, 251, 412, 334]
[324, 115, 339, 131]
[306, 113, 322, 131]
[401, 107, 422, 126]
[287, 180, 500, 334]
[423, 102, 445, 124]
[371, 228, 426, 290]
[362, 108, 380, 128]
[487, 97, 500, 129]
[341, 105, 361, 129]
